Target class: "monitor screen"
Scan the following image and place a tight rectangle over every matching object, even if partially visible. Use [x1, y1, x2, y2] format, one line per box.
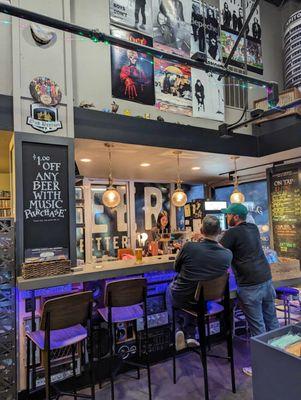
[207, 213, 227, 231]
[204, 201, 227, 211]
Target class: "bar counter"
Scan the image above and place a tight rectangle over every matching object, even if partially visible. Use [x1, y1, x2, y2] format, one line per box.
[17, 256, 301, 292]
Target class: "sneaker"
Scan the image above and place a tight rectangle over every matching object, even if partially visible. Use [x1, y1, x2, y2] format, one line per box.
[243, 366, 252, 377]
[187, 338, 200, 348]
[139, 24, 146, 30]
[175, 331, 186, 351]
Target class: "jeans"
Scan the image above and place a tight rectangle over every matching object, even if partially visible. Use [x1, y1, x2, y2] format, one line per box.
[237, 279, 279, 337]
[166, 284, 197, 339]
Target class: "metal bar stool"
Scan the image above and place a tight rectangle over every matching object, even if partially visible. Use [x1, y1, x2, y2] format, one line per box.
[98, 278, 152, 400]
[276, 287, 300, 325]
[26, 291, 95, 400]
[172, 273, 236, 400]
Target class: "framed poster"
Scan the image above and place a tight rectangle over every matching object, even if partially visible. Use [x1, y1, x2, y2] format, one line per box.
[191, 1, 222, 64]
[153, 0, 192, 57]
[110, 0, 153, 36]
[111, 26, 155, 105]
[15, 133, 76, 266]
[192, 68, 225, 121]
[154, 58, 192, 116]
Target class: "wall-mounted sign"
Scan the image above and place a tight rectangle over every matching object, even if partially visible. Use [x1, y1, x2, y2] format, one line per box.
[30, 23, 57, 46]
[268, 164, 301, 259]
[27, 103, 62, 134]
[22, 142, 70, 262]
[29, 76, 62, 106]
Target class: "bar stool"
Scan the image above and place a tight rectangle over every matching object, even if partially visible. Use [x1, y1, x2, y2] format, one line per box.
[172, 273, 235, 400]
[98, 278, 151, 400]
[276, 286, 300, 325]
[26, 291, 95, 400]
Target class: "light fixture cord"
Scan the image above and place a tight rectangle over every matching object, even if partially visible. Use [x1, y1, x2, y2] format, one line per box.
[234, 157, 238, 188]
[108, 145, 113, 186]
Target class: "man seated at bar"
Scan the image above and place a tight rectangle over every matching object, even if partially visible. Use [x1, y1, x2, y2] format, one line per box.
[220, 203, 279, 377]
[166, 215, 233, 350]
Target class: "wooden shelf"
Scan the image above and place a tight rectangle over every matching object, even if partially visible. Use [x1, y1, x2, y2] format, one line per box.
[0, 197, 10, 200]
[0, 207, 11, 210]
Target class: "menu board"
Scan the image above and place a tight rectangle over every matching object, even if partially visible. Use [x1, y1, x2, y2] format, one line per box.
[22, 142, 70, 262]
[269, 165, 301, 259]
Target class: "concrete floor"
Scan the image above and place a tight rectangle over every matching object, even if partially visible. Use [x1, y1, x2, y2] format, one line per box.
[72, 339, 253, 400]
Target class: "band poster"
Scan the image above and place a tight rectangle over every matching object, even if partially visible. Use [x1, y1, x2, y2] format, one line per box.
[153, 0, 192, 57]
[154, 58, 192, 116]
[191, 1, 222, 65]
[111, 26, 155, 105]
[192, 68, 225, 121]
[221, 0, 261, 42]
[109, 0, 153, 36]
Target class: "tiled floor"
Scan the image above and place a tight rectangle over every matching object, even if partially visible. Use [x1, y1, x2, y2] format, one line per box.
[71, 339, 253, 400]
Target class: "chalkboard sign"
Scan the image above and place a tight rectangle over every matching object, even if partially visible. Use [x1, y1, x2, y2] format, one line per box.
[268, 164, 301, 259]
[22, 141, 70, 262]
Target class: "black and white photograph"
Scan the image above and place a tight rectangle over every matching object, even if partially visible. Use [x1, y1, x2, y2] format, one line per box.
[246, 0, 261, 42]
[192, 68, 225, 121]
[110, 0, 153, 36]
[191, 1, 222, 64]
[220, 0, 244, 34]
[153, 0, 192, 57]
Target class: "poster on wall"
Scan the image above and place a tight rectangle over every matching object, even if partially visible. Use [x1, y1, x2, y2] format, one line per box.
[152, 0, 192, 57]
[154, 58, 192, 116]
[221, 0, 244, 33]
[22, 142, 70, 262]
[192, 68, 224, 121]
[221, 30, 263, 74]
[245, 0, 261, 41]
[109, 0, 153, 36]
[91, 185, 129, 259]
[111, 26, 155, 105]
[135, 182, 170, 234]
[191, 1, 222, 64]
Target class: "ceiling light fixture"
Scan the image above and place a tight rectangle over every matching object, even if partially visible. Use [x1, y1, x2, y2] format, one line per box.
[140, 163, 151, 167]
[171, 151, 187, 208]
[80, 158, 91, 163]
[230, 156, 245, 204]
[102, 143, 121, 208]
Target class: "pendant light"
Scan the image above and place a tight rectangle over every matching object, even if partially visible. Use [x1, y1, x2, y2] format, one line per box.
[230, 156, 245, 204]
[171, 151, 187, 207]
[102, 143, 121, 208]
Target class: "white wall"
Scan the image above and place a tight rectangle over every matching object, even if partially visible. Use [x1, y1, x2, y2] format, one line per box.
[0, 1, 285, 135]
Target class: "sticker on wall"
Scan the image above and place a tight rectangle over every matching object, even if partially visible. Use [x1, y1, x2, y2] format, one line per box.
[192, 68, 224, 121]
[30, 23, 57, 46]
[110, 26, 155, 105]
[154, 58, 192, 116]
[26, 103, 62, 134]
[29, 77, 62, 106]
[109, 0, 153, 36]
[153, 0, 192, 57]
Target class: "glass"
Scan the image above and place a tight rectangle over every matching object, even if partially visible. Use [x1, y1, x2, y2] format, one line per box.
[135, 248, 143, 263]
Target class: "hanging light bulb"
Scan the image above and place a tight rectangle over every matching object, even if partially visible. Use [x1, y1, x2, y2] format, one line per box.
[230, 156, 245, 204]
[102, 143, 121, 208]
[171, 151, 187, 207]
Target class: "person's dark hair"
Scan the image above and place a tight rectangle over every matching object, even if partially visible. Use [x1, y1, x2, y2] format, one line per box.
[238, 214, 247, 222]
[202, 215, 221, 236]
[156, 210, 169, 230]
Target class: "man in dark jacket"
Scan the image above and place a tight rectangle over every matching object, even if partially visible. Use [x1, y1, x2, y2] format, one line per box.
[220, 203, 279, 376]
[166, 215, 232, 350]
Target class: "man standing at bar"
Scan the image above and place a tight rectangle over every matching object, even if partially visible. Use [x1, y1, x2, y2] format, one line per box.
[166, 215, 233, 350]
[220, 203, 279, 377]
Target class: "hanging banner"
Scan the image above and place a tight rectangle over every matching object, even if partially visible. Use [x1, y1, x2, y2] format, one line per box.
[109, 0, 153, 36]
[111, 26, 155, 105]
[152, 0, 192, 57]
[154, 58, 192, 116]
[192, 68, 224, 121]
[221, 30, 263, 74]
[191, 1, 222, 64]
